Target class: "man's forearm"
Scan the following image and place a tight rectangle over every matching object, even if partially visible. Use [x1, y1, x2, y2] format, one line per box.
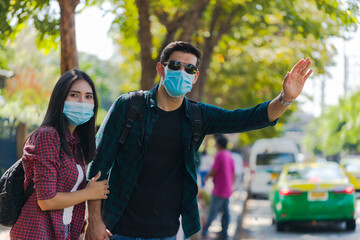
[87, 200, 103, 220]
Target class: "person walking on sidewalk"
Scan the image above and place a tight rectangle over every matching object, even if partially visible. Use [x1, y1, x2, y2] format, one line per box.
[231, 148, 244, 191]
[85, 41, 312, 240]
[202, 135, 235, 240]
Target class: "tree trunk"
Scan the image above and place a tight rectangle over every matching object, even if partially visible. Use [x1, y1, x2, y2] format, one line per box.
[58, 0, 79, 75]
[178, 0, 210, 41]
[136, 0, 158, 90]
[187, 40, 214, 102]
[188, 4, 242, 101]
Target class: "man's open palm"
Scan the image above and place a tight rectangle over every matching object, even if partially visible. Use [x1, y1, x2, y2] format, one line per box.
[282, 57, 313, 101]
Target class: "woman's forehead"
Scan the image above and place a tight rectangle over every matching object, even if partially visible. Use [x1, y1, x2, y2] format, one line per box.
[70, 79, 93, 93]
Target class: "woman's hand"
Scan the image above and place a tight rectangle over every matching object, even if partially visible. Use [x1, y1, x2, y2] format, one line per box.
[85, 171, 110, 200]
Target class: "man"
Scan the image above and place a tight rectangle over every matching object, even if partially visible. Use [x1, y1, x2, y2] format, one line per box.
[85, 41, 312, 240]
[202, 135, 235, 240]
[231, 148, 244, 191]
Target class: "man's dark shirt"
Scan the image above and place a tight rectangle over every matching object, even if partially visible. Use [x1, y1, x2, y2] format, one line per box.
[114, 106, 184, 237]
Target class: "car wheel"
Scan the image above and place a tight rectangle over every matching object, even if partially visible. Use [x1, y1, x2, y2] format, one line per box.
[346, 219, 356, 231]
[276, 221, 286, 232]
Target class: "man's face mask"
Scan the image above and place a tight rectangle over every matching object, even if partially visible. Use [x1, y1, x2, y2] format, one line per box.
[162, 62, 197, 97]
[63, 101, 94, 126]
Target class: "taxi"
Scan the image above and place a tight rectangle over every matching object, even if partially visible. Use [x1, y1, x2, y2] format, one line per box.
[340, 157, 360, 191]
[269, 162, 356, 231]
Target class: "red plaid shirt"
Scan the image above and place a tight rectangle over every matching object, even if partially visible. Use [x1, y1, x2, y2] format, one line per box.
[10, 126, 86, 240]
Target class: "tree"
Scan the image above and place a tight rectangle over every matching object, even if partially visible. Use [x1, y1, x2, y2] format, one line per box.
[104, 0, 359, 101]
[0, 0, 86, 74]
[303, 90, 360, 156]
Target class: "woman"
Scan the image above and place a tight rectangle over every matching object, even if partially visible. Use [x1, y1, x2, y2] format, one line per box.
[10, 69, 109, 240]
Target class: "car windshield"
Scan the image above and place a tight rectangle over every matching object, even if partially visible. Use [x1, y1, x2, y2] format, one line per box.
[344, 161, 360, 172]
[256, 153, 295, 166]
[287, 166, 344, 181]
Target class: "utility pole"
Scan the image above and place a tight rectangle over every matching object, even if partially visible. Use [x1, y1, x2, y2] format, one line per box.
[320, 74, 326, 114]
[343, 39, 349, 96]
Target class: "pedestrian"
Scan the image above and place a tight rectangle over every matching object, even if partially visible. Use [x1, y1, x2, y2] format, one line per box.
[10, 69, 110, 240]
[202, 135, 235, 240]
[198, 150, 213, 188]
[85, 41, 312, 240]
[231, 148, 244, 191]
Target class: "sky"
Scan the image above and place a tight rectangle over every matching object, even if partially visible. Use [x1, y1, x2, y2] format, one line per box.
[75, 6, 360, 117]
[75, 5, 115, 60]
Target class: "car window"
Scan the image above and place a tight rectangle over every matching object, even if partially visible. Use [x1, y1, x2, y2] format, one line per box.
[287, 166, 344, 181]
[256, 153, 295, 166]
[344, 162, 360, 172]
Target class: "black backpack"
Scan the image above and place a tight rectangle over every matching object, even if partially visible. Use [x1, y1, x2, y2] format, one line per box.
[0, 158, 34, 227]
[119, 90, 202, 152]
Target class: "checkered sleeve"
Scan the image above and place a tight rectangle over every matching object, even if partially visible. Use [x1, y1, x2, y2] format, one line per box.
[28, 127, 61, 200]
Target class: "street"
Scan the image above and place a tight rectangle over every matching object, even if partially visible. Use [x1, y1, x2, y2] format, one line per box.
[240, 198, 360, 240]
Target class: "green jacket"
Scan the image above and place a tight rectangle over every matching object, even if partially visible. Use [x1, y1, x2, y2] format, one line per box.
[87, 85, 277, 238]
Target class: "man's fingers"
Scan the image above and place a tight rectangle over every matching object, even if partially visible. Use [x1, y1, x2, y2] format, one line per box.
[291, 59, 305, 73]
[300, 60, 312, 76]
[104, 229, 113, 240]
[283, 72, 289, 83]
[304, 68, 313, 80]
[106, 229, 113, 236]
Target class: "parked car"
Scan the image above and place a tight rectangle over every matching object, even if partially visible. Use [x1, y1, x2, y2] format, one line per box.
[340, 156, 360, 192]
[249, 138, 299, 198]
[269, 162, 356, 231]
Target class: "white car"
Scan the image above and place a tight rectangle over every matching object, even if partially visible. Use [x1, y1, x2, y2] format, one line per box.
[249, 138, 299, 198]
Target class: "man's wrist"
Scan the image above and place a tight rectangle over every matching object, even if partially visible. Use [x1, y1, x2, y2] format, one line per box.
[279, 91, 294, 106]
[87, 214, 103, 223]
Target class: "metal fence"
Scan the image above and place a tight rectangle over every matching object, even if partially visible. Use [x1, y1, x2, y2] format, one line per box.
[0, 118, 18, 173]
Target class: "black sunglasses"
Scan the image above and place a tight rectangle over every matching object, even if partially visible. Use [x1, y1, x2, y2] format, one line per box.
[163, 60, 198, 75]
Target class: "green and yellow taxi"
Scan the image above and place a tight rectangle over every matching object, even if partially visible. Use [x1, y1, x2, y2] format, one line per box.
[340, 157, 360, 191]
[269, 162, 356, 231]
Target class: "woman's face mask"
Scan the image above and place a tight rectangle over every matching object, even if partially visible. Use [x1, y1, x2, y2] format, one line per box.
[63, 101, 94, 126]
[162, 67, 195, 98]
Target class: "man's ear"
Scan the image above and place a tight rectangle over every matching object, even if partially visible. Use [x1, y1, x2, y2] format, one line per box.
[156, 62, 165, 78]
[192, 71, 200, 85]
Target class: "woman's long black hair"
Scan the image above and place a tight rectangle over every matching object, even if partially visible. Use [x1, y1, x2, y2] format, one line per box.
[39, 69, 98, 164]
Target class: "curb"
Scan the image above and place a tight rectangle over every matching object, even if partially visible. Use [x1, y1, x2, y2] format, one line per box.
[232, 187, 249, 240]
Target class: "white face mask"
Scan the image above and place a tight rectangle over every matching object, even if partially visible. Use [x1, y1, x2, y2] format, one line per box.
[162, 67, 195, 97]
[63, 101, 94, 126]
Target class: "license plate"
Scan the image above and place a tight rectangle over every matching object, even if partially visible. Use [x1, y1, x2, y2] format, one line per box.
[308, 191, 328, 201]
[270, 173, 279, 181]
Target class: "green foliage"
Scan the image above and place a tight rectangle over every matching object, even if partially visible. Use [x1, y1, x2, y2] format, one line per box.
[0, 24, 121, 129]
[303, 90, 360, 155]
[0, 100, 45, 128]
[0, 44, 14, 69]
[0, 0, 59, 50]
[78, 52, 127, 124]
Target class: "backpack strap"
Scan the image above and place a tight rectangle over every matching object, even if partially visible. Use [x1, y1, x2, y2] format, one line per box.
[119, 90, 144, 145]
[187, 99, 202, 148]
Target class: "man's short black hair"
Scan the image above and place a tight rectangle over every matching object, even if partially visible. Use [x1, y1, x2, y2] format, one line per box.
[215, 134, 228, 149]
[160, 41, 202, 67]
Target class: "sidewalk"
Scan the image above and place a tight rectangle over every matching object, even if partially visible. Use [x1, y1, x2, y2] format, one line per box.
[191, 182, 248, 240]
